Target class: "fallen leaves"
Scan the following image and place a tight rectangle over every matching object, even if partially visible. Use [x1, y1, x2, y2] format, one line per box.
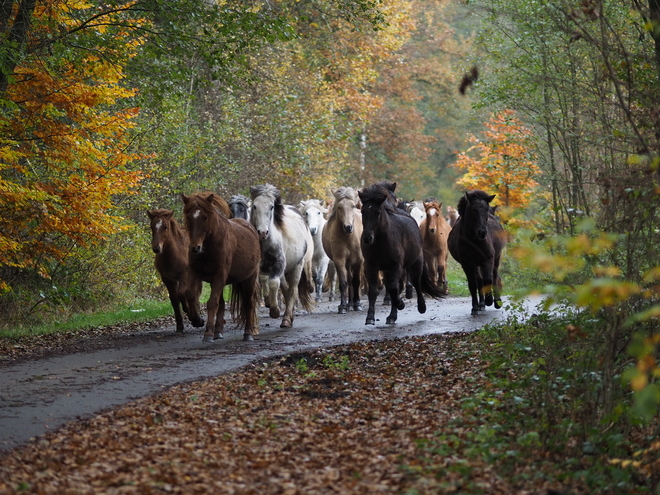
[0, 334, 619, 494]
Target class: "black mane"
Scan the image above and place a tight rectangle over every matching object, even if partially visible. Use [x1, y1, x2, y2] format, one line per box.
[456, 189, 494, 217]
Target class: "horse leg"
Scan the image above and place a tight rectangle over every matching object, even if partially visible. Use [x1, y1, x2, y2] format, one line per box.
[364, 267, 379, 325]
[464, 266, 481, 315]
[266, 276, 280, 318]
[350, 262, 363, 311]
[336, 260, 350, 314]
[410, 260, 426, 314]
[280, 265, 302, 328]
[386, 270, 405, 324]
[163, 279, 185, 333]
[213, 293, 226, 340]
[482, 260, 495, 307]
[240, 277, 260, 341]
[492, 254, 503, 309]
[203, 281, 225, 342]
[185, 276, 205, 328]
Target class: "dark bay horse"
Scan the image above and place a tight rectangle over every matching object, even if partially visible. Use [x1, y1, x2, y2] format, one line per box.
[321, 187, 364, 314]
[147, 209, 204, 333]
[420, 200, 451, 293]
[228, 194, 250, 221]
[447, 190, 507, 315]
[182, 192, 261, 341]
[359, 183, 445, 325]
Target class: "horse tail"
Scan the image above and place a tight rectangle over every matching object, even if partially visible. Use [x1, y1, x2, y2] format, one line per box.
[229, 284, 246, 328]
[421, 262, 446, 299]
[297, 264, 315, 312]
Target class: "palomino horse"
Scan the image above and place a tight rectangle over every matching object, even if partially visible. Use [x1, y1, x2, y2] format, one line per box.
[447, 190, 507, 315]
[299, 199, 331, 302]
[321, 187, 364, 314]
[228, 194, 250, 221]
[420, 200, 451, 293]
[182, 192, 261, 341]
[359, 183, 445, 325]
[147, 209, 204, 333]
[250, 184, 314, 328]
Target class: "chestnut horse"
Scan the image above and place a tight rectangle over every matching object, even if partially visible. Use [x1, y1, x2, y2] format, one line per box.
[420, 200, 451, 293]
[147, 209, 204, 333]
[182, 192, 261, 341]
[447, 190, 506, 315]
[359, 183, 445, 325]
[321, 187, 364, 314]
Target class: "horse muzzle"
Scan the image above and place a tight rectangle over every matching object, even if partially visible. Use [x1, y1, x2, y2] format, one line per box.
[309, 227, 318, 236]
[343, 225, 353, 234]
[258, 230, 269, 241]
[190, 245, 203, 254]
[363, 234, 374, 245]
[152, 245, 162, 254]
[476, 230, 487, 240]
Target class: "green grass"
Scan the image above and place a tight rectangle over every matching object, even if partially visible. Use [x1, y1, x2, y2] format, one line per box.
[0, 284, 214, 340]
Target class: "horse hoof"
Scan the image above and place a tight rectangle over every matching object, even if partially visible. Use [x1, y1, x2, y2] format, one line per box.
[243, 334, 254, 341]
[386, 316, 397, 324]
[191, 318, 205, 328]
[494, 299, 503, 309]
[338, 306, 347, 314]
[397, 300, 405, 310]
[405, 288, 413, 299]
[418, 302, 426, 314]
[365, 317, 375, 325]
[354, 303, 363, 311]
[269, 307, 280, 319]
[280, 318, 292, 328]
[214, 332, 224, 340]
[485, 293, 493, 306]
[202, 334, 214, 343]
[175, 327, 184, 334]
[471, 308, 481, 315]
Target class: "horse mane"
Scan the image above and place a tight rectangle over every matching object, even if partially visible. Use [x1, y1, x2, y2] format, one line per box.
[374, 180, 398, 205]
[360, 183, 398, 214]
[456, 190, 495, 217]
[250, 183, 285, 228]
[228, 194, 250, 208]
[183, 192, 232, 218]
[327, 187, 358, 222]
[299, 198, 326, 215]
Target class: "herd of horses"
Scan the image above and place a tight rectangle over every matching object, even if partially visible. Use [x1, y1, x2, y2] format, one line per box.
[147, 182, 507, 342]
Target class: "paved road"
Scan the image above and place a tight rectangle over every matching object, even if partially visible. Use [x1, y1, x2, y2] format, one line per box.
[0, 295, 542, 451]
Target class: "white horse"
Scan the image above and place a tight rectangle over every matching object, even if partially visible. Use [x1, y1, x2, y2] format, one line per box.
[250, 184, 314, 328]
[406, 200, 426, 226]
[299, 199, 331, 302]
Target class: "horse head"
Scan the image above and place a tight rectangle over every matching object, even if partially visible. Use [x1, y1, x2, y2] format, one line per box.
[250, 183, 283, 241]
[182, 193, 221, 254]
[332, 187, 359, 235]
[458, 190, 496, 240]
[299, 199, 326, 236]
[228, 194, 250, 221]
[423, 201, 443, 234]
[147, 209, 174, 255]
[359, 184, 391, 246]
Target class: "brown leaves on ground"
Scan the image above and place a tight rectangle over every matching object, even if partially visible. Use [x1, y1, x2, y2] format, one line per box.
[0, 334, 578, 494]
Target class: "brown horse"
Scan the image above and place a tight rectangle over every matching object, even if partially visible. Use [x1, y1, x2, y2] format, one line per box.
[322, 187, 364, 314]
[420, 200, 451, 293]
[147, 209, 204, 333]
[182, 192, 261, 342]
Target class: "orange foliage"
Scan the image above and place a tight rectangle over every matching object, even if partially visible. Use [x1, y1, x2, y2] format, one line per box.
[0, 1, 145, 292]
[452, 109, 541, 210]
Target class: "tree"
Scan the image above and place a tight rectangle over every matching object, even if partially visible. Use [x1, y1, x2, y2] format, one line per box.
[452, 109, 541, 214]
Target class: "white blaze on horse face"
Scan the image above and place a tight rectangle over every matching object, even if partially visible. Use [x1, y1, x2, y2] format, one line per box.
[428, 208, 437, 217]
[155, 219, 163, 230]
[193, 209, 201, 219]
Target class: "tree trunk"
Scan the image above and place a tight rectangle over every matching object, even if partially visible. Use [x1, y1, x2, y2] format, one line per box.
[0, 0, 37, 96]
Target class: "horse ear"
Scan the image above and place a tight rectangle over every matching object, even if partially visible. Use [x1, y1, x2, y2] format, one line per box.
[181, 194, 190, 205]
[164, 210, 174, 220]
[146, 210, 154, 220]
[487, 194, 496, 203]
[388, 182, 397, 193]
[205, 193, 215, 203]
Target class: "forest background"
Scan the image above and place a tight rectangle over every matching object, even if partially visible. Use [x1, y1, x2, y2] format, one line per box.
[0, 0, 659, 458]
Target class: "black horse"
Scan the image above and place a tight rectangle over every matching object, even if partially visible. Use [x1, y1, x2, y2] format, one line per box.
[359, 183, 445, 325]
[447, 190, 507, 315]
[228, 194, 250, 221]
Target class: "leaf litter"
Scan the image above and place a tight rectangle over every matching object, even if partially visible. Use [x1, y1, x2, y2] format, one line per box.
[0, 333, 607, 494]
